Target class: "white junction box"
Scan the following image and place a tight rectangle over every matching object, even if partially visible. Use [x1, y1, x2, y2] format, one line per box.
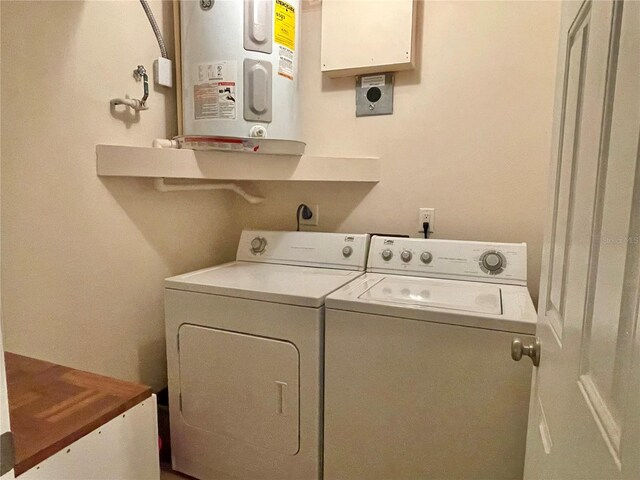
[321, 0, 417, 78]
[154, 57, 173, 87]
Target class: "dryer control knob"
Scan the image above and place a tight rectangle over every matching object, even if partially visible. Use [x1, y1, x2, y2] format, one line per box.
[250, 236, 267, 254]
[381, 249, 393, 261]
[401, 250, 412, 262]
[342, 246, 353, 258]
[420, 252, 433, 264]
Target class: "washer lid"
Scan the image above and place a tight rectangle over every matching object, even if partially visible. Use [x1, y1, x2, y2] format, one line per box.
[326, 274, 537, 334]
[361, 276, 502, 315]
[165, 261, 364, 308]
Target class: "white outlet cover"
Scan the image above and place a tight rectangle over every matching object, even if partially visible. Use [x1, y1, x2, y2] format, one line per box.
[418, 208, 435, 233]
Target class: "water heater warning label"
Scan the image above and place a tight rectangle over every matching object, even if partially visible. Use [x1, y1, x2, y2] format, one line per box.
[278, 46, 294, 80]
[274, 0, 295, 50]
[275, 0, 295, 80]
[194, 61, 237, 120]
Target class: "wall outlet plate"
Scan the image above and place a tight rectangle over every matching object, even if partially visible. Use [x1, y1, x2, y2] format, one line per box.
[418, 208, 435, 234]
[356, 73, 394, 117]
[300, 204, 319, 226]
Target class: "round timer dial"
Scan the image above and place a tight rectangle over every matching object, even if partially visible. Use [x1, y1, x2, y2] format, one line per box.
[479, 250, 506, 275]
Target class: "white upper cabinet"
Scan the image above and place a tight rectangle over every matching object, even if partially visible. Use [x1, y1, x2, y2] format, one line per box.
[320, 0, 417, 77]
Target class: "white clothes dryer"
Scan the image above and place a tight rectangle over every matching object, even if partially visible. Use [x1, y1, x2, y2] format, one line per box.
[165, 230, 370, 480]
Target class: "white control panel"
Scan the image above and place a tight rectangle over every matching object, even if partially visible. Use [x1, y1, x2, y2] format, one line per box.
[237, 230, 370, 271]
[367, 237, 527, 285]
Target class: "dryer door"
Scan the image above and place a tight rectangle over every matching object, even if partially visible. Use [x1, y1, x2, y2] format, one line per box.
[178, 325, 300, 455]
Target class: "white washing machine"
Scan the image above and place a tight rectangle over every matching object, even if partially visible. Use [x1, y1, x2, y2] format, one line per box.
[164, 230, 370, 480]
[324, 236, 537, 480]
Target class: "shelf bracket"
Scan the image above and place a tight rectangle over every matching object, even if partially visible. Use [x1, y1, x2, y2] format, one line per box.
[153, 178, 265, 204]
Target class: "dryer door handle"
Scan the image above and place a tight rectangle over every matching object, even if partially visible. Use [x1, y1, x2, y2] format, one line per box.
[276, 381, 287, 415]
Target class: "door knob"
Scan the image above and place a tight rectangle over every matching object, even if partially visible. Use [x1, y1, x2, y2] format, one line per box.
[511, 337, 541, 367]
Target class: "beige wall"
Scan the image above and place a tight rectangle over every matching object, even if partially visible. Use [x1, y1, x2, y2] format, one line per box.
[238, 1, 561, 300]
[1, 1, 560, 390]
[0, 1, 238, 391]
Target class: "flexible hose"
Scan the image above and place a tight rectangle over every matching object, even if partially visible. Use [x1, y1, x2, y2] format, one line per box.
[139, 0, 168, 59]
[110, 98, 149, 111]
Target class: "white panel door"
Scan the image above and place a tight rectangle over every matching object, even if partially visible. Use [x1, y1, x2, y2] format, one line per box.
[524, 1, 640, 478]
[0, 10, 12, 468]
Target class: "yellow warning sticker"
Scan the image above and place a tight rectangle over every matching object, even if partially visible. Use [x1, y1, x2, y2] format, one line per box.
[274, 0, 295, 51]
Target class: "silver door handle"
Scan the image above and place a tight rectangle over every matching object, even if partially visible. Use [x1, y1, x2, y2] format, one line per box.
[511, 337, 541, 367]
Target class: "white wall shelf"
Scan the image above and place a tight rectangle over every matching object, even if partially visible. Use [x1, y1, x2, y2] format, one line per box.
[96, 145, 380, 183]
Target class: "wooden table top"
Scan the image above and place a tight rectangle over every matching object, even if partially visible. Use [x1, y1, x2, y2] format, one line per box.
[5, 352, 152, 476]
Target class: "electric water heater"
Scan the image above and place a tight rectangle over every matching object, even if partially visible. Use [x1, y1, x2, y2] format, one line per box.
[179, 0, 304, 155]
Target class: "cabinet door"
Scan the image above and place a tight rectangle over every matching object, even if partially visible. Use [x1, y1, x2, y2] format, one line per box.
[321, 0, 416, 77]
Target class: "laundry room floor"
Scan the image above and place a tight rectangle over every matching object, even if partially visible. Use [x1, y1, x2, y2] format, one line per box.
[160, 465, 194, 480]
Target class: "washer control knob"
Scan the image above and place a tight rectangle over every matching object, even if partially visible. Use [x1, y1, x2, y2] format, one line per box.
[420, 252, 433, 264]
[250, 236, 267, 254]
[381, 249, 393, 261]
[401, 250, 413, 263]
[480, 250, 506, 274]
[342, 246, 353, 258]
